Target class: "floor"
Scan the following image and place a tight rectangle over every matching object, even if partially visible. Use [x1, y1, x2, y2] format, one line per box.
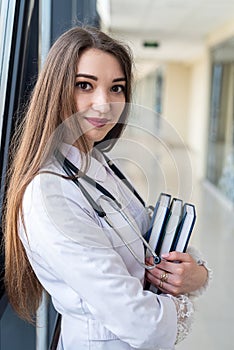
[176, 180, 234, 350]
[109, 122, 234, 350]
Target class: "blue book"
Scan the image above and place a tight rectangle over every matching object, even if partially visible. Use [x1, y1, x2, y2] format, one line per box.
[170, 203, 196, 252]
[157, 198, 183, 255]
[145, 193, 171, 257]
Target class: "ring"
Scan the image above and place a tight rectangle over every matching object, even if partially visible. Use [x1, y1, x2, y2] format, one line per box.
[160, 272, 168, 283]
[159, 281, 163, 289]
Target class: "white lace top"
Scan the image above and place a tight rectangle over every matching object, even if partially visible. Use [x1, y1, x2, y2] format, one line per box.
[171, 245, 212, 348]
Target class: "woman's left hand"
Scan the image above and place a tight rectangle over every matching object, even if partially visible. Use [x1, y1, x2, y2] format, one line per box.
[145, 251, 208, 296]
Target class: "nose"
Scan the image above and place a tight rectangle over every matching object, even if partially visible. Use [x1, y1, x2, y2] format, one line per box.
[92, 89, 111, 114]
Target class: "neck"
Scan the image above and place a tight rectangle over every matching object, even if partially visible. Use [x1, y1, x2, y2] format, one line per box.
[72, 138, 94, 154]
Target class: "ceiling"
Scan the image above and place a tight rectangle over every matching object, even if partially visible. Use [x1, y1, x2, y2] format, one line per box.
[97, 0, 234, 70]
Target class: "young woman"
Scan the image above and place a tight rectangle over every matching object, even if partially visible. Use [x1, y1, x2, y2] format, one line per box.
[4, 26, 210, 350]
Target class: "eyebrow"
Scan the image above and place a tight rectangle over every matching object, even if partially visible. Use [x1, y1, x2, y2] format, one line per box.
[113, 77, 126, 83]
[75, 73, 126, 83]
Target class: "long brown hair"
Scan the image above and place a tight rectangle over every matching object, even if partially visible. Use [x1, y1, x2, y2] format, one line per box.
[3, 26, 133, 322]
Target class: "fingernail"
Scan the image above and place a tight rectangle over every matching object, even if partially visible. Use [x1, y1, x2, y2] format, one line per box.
[161, 253, 170, 258]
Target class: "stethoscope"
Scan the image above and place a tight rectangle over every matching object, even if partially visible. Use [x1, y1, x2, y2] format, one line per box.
[55, 150, 161, 270]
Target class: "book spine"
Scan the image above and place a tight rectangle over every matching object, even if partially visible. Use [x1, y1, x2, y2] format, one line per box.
[170, 207, 186, 252]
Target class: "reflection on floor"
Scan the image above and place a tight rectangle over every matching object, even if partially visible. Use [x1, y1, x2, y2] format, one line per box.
[109, 134, 234, 350]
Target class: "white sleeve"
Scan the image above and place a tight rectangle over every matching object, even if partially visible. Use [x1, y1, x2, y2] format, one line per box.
[22, 173, 179, 350]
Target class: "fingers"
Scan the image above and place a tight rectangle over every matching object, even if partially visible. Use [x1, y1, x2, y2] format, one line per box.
[145, 271, 168, 290]
[145, 265, 171, 289]
[146, 256, 183, 275]
[145, 268, 184, 296]
[161, 251, 192, 262]
[145, 253, 202, 295]
[145, 255, 188, 295]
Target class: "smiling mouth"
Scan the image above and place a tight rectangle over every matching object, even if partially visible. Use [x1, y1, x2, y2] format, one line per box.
[85, 117, 111, 128]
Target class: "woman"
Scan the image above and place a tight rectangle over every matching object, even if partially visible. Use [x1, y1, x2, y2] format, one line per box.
[4, 26, 210, 349]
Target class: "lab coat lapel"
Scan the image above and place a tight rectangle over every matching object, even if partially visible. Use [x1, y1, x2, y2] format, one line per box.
[60, 143, 108, 183]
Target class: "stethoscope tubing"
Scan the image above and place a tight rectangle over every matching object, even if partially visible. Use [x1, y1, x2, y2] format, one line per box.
[55, 150, 161, 269]
[99, 196, 161, 269]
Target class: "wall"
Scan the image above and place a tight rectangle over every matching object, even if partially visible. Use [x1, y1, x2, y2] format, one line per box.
[133, 71, 157, 109]
[187, 52, 211, 179]
[163, 63, 190, 145]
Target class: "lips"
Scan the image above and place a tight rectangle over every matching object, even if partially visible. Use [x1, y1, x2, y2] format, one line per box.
[85, 117, 111, 128]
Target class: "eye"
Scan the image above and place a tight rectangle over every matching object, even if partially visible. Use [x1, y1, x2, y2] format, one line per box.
[75, 81, 92, 90]
[111, 85, 125, 94]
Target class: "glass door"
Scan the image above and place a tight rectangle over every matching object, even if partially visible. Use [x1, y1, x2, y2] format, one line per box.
[207, 38, 234, 203]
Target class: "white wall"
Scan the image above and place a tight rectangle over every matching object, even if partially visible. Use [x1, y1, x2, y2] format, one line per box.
[133, 71, 156, 109]
[187, 52, 211, 179]
[163, 63, 190, 144]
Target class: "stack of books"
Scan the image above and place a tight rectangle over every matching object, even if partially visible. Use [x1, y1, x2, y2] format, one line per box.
[145, 192, 196, 258]
[144, 193, 196, 292]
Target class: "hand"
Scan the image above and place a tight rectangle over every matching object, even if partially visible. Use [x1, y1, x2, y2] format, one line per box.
[145, 251, 208, 296]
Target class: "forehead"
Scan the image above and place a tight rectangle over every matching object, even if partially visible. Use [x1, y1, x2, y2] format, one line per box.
[77, 48, 124, 76]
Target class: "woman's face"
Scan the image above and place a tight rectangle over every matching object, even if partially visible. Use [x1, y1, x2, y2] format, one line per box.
[74, 48, 126, 150]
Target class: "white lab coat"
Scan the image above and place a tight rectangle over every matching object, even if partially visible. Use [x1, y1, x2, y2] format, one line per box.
[20, 143, 178, 350]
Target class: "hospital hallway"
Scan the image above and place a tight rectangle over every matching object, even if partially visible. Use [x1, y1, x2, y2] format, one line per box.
[110, 126, 234, 350]
[1, 1, 234, 349]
